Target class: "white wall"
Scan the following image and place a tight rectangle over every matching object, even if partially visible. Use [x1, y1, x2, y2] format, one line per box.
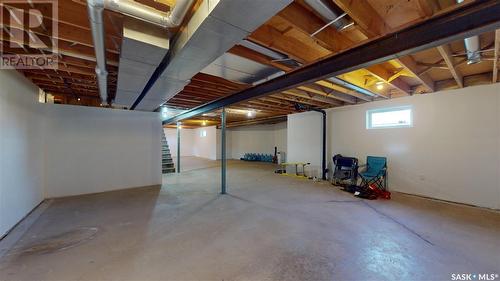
[227, 122, 287, 160]
[193, 126, 218, 160]
[287, 112, 323, 177]
[327, 83, 500, 209]
[164, 128, 195, 157]
[0, 70, 162, 235]
[0, 70, 45, 237]
[164, 123, 288, 161]
[164, 126, 219, 160]
[44, 105, 162, 198]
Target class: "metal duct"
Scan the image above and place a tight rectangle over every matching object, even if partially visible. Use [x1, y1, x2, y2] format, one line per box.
[114, 18, 170, 107]
[201, 53, 282, 84]
[129, 0, 293, 111]
[87, 0, 108, 104]
[103, 0, 193, 28]
[87, 0, 192, 105]
[327, 77, 378, 97]
[304, 0, 350, 30]
[241, 39, 376, 97]
[457, 0, 481, 64]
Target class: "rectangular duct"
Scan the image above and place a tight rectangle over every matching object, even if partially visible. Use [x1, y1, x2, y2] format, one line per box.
[114, 18, 169, 107]
[131, 0, 293, 111]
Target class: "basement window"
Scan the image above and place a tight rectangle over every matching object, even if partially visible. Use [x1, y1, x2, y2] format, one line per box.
[366, 106, 413, 129]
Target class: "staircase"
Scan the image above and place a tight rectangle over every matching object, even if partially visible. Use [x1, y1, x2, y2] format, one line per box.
[162, 131, 175, 174]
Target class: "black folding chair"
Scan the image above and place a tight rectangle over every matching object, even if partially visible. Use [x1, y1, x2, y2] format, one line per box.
[332, 154, 358, 186]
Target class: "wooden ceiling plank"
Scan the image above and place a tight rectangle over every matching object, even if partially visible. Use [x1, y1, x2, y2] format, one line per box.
[331, 0, 388, 38]
[248, 24, 324, 63]
[437, 45, 464, 88]
[276, 2, 352, 52]
[2, 17, 120, 54]
[416, 0, 439, 17]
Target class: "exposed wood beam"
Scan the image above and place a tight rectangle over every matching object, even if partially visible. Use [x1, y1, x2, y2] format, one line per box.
[284, 90, 342, 106]
[396, 56, 435, 93]
[416, 0, 439, 17]
[297, 85, 356, 104]
[333, 0, 433, 94]
[46, 90, 100, 99]
[231, 105, 291, 115]
[259, 96, 295, 107]
[225, 115, 288, 128]
[416, 62, 449, 69]
[366, 64, 411, 95]
[332, 0, 388, 38]
[228, 45, 293, 71]
[276, 2, 352, 53]
[163, 0, 500, 124]
[435, 72, 491, 91]
[9, 1, 123, 38]
[315, 80, 373, 101]
[248, 24, 328, 63]
[0, 37, 119, 65]
[1, 17, 120, 53]
[271, 93, 328, 107]
[437, 45, 464, 88]
[229, 44, 374, 102]
[244, 100, 294, 113]
[493, 29, 499, 83]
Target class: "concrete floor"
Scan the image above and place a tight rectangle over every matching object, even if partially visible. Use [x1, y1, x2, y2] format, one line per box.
[1, 158, 499, 281]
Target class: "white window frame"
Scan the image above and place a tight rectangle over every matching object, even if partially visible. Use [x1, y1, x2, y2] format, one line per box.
[366, 105, 413, 129]
[200, 130, 207, 137]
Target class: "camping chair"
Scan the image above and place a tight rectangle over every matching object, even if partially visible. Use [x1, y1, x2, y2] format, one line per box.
[332, 154, 358, 186]
[358, 156, 387, 191]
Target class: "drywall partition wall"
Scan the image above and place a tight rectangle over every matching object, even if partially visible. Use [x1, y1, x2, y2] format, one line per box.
[328, 83, 500, 209]
[287, 112, 322, 177]
[164, 128, 195, 157]
[227, 122, 287, 160]
[0, 70, 45, 237]
[193, 126, 218, 160]
[44, 105, 162, 198]
[273, 122, 287, 155]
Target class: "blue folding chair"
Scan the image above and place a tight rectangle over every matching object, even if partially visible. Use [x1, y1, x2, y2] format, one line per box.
[359, 156, 387, 190]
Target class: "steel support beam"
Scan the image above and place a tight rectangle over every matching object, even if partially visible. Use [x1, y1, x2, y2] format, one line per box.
[176, 121, 181, 173]
[164, 0, 500, 124]
[220, 107, 227, 194]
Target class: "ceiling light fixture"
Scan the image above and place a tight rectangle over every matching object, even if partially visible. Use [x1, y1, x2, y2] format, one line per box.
[376, 82, 384, 90]
[247, 110, 255, 117]
[161, 106, 168, 118]
[202, 120, 207, 126]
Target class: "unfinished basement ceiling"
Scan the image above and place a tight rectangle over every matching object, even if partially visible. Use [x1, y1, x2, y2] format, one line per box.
[201, 52, 281, 84]
[162, 0, 500, 128]
[3, 0, 497, 128]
